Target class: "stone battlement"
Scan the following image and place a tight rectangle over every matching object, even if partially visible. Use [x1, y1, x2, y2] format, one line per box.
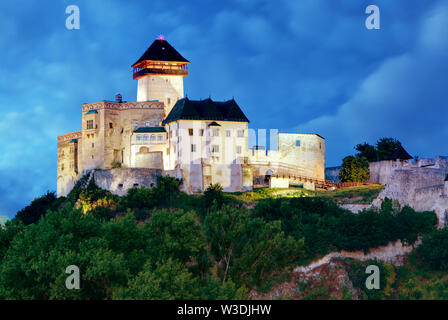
[82, 100, 164, 112]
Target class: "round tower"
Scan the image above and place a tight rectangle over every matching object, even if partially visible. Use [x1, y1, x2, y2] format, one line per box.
[132, 36, 189, 116]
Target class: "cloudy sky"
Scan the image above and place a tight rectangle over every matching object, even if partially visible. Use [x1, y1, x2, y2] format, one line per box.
[0, 0, 447, 217]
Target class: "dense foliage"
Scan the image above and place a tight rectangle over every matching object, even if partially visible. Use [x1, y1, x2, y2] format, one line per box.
[0, 177, 439, 300]
[417, 228, 448, 271]
[15, 192, 63, 225]
[355, 137, 404, 162]
[252, 197, 436, 259]
[338, 156, 370, 183]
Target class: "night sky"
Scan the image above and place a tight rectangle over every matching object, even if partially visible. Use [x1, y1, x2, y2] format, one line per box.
[1, 0, 447, 218]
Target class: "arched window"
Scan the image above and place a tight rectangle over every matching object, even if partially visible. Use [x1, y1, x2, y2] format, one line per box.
[139, 146, 149, 153]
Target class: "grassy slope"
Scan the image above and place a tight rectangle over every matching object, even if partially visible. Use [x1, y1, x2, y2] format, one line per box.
[227, 185, 384, 205]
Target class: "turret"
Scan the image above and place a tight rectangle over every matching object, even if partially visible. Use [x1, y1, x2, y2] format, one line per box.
[132, 36, 189, 116]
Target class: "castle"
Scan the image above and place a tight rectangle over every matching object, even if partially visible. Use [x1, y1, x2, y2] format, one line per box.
[57, 37, 325, 197]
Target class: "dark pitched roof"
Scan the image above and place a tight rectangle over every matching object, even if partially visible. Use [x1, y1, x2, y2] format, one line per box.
[390, 145, 413, 160]
[162, 98, 250, 125]
[132, 39, 189, 66]
[134, 127, 166, 133]
[208, 121, 221, 127]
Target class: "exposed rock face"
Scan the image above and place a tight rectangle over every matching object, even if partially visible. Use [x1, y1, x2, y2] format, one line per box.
[251, 239, 417, 300]
[339, 204, 371, 213]
[251, 259, 359, 300]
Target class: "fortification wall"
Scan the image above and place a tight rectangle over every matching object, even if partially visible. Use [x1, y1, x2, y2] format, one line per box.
[372, 163, 448, 226]
[93, 168, 162, 196]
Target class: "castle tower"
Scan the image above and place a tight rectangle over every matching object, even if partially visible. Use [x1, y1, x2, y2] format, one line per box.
[132, 36, 189, 116]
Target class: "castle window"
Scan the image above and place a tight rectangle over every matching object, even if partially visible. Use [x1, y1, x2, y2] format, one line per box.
[61, 164, 64, 171]
[199, 129, 204, 136]
[133, 183, 139, 188]
[109, 123, 113, 129]
[145, 121, 150, 127]
[143, 135, 149, 141]
[167, 98, 171, 105]
[212, 129, 219, 137]
[150, 135, 156, 141]
[237, 130, 244, 137]
[236, 146, 242, 154]
[118, 184, 123, 189]
[92, 143, 94, 148]
[226, 130, 231, 137]
[134, 121, 138, 127]
[296, 140, 301, 147]
[212, 145, 219, 153]
[157, 135, 163, 141]
[136, 135, 142, 142]
[191, 144, 196, 152]
[86, 120, 94, 130]
[188, 128, 193, 136]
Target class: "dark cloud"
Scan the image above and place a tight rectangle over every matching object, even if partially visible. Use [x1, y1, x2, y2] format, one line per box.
[0, 0, 446, 216]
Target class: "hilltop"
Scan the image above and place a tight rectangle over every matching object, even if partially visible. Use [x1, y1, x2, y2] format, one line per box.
[0, 176, 447, 300]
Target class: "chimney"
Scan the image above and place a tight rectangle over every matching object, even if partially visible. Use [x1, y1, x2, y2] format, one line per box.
[115, 93, 122, 103]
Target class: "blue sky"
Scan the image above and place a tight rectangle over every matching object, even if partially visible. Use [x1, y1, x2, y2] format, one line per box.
[0, 0, 447, 217]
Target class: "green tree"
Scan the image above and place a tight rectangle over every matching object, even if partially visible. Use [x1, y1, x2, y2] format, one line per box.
[0, 206, 129, 300]
[339, 156, 370, 182]
[355, 143, 377, 162]
[417, 228, 448, 271]
[15, 192, 58, 225]
[205, 205, 303, 288]
[114, 258, 200, 300]
[203, 183, 226, 209]
[152, 176, 182, 206]
[376, 138, 401, 161]
[146, 209, 206, 267]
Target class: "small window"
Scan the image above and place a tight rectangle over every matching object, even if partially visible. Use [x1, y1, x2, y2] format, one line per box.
[145, 121, 150, 127]
[226, 130, 231, 137]
[237, 130, 244, 137]
[136, 135, 142, 141]
[134, 121, 138, 127]
[191, 144, 196, 152]
[143, 135, 149, 141]
[133, 183, 139, 188]
[296, 140, 301, 147]
[199, 129, 204, 136]
[167, 98, 171, 105]
[118, 184, 124, 189]
[92, 143, 94, 148]
[188, 128, 193, 136]
[236, 146, 242, 154]
[212, 129, 219, 137]
[61, 164, 64, 171]
[86, 120, 94, 130]
[157, 135, 163, 141]
[150, 135, 156, 141]
[212, 145, 219, 153]
[109, 122, 113, 129]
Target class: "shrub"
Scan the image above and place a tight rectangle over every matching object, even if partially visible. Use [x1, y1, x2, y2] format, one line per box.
[417, 228, 448, 271]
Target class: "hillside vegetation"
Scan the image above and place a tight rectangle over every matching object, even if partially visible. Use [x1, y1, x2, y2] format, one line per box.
[0, 176, 445, 300]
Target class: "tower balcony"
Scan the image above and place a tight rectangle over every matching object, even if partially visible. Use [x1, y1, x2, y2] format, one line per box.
[133, 62, 188, 79]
